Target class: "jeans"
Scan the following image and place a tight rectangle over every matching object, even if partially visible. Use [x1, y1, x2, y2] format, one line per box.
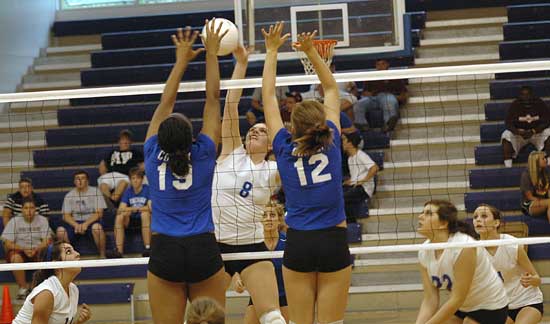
[353, 92, 399, 126]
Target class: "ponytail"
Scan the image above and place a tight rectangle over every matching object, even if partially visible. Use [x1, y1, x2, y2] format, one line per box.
[167, 150, 191, 178]
[293, 123, 333, 157]
[158, 114, 194, 177]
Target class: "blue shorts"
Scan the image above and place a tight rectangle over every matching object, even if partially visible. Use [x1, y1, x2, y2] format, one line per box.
[61, 220, 103, 243]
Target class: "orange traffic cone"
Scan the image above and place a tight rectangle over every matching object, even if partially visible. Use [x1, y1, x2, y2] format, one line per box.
[0, 286, 13, 324]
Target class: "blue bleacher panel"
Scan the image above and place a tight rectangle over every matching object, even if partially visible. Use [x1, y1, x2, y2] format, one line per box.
[45, 121, 249, 147]
[495, 70, 550, 80]
[406, 0, 544, 11]
[485, 99, 550, 121]
[57, 98, 250, 126]
[503, 20, 550, 41]
[361, 131, 390, 150]
[528, 243, 550, 260]
[499, 39, 550, 60]
[407, 11, 426, 29]
[21, 168, 98, 189]
[78, 265, 147, 280]
[53, 11, 233, 36]
[79, 283, 134, 304]
[367, 151, 385, 170]
[33, 146, 120, 167]
[480, 123, 505, 143]
[464, 190, 522, 213]
[474, 144, 533, 165]
[346, 223, 363, 243]
[40, 192, 68, 211]
[469, 167, 524, 189]
[490, 78, 550, 100]
[508, 3, 550, 23]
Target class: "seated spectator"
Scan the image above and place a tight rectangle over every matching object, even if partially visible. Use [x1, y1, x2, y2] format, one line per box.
[302, 84, 357, 120]
[247, 86, 289, 126]
[186, 297, 225, 324]
[342, 132, 379, 223]
[353, 58, 408, 133]
[280, 91, 303, 129]
[2, 178, 49, 226]
[330, 62, 359, 98]
[1, 198, 52, 299]
[501, 86, 550, 168]
[56, 170, 107, 258]
[109, 167, 151, 258]
[98, 129, 144, 204]
[520, 151, 550, 221]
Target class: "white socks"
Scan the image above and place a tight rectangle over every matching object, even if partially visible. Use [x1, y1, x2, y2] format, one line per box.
[260, 310, 286, 324]
[504, 159, 513, 168]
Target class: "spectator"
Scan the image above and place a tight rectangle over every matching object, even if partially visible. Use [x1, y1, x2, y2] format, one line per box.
[280, 91, 303, 129]
[501, 86, 550, 168]
[247, 86, 289, 126]
[56, 170, 107, 258]
[330, 62, 359, 98]
[302, 84, 357, 119]
[353, 58, 408, 133]
[109, 167, 151, 258]
[1, 198, 52, 299]
[342, 132, 378, 223]
[520, 151, 550, 222]
[3, 178, 49, 227]
[98, 129, 144, 204]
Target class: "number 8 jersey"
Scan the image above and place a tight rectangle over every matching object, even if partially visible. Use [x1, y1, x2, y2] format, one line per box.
[272, 121, 345, 230]
[418, 232, 509, 312]
[144, 134, 217, 237]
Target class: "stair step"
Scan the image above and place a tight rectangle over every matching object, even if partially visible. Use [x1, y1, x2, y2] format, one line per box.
[425, 16, 507, 28]
[420, 34, 503, 47]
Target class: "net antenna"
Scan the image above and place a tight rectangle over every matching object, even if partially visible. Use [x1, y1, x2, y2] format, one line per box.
[295, 39, 337, 75]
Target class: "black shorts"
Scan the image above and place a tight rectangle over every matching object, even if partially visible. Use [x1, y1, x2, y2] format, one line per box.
[508, 303, 543, 321]
[283, 226, 351, 273]
[248, 295, 288, 308]
[455, 306, 508, 324]
[148, 232, 223, 283]
[218, 242, 269, 276]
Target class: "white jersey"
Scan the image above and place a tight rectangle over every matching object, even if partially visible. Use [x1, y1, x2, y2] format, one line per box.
[418, 232, 508, 312]
[488, 234, 543, 309]
[212, 145, 279, 245]
[14, 276, 79, 324]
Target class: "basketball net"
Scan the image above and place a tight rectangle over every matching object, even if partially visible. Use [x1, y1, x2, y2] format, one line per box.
[295, 40, 337, 75]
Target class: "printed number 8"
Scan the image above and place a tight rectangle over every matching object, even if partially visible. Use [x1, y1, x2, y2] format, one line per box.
[240, 181, 253, 198]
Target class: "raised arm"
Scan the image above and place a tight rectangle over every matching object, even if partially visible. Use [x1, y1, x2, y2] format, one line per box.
[293, 31, 340, 131]
[219, 45, 250, 159]
[145, 27, 205, 141]
[200, 18, 228, 146]
[261, 22, 290, 141]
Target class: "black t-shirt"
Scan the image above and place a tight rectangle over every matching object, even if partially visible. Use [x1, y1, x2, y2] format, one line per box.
[103, 149, 144, 175]
[520, 168, 550, 202]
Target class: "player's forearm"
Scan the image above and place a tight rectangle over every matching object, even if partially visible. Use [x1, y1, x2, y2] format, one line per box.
[159, 60, 189, 109]
[425, 298, 462, 324]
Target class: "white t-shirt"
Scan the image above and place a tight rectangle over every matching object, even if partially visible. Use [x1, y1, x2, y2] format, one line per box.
[212, 145, 279, 245]
[488, 234, 543, 309]
[62, 187, 107, 222]
[13, 276, 79, 324]
[301, 88, 358, 106]
[348, 150, 376, 197]
[1, 215, 52, 250]
[418, 232, 508, 312]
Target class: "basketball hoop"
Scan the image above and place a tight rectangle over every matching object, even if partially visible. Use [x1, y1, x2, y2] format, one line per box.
[295, 39, 337, 75]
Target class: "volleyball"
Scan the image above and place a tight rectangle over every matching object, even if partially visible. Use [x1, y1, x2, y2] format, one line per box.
[201, 18, 239, 56]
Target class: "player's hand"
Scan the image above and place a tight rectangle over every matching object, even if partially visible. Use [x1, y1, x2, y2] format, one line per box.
[262, 21, 290, 52]
[520, 272, 541, 287]
[77, 303, 92, 323]
[172, 27, 204, 64]
[343, 179, 352, 186]
[233, 44, 251, 64]
[23, 249, 34, 258]
[202, 18, 229, 55]
[292, 30, 318, 53]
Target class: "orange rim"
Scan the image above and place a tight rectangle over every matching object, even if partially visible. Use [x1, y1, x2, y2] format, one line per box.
[295, 39, 337, 59]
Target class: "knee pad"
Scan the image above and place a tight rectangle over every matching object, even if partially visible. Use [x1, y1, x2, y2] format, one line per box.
[260, 310, 286, 324]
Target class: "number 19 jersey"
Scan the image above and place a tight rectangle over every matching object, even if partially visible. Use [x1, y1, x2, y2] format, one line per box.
[144, 134, 216, 237]
[272, 121, 345, 230]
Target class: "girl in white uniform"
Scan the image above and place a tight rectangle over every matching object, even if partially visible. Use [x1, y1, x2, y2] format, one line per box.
[416, 200, 509, 324]
[13, 242, 91, 324]
[211, 44, 283, 324]
[473, 204, 543, 324]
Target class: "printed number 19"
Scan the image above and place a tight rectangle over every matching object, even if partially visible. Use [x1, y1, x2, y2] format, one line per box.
[294, 153, 332, 186]
[157, 163, 193, 191]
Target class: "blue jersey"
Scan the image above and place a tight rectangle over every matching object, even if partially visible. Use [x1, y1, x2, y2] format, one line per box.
[272, 232, 286, 297]
[144, 134, 216, 237]
[121, 185, 150, 209]
[272, 121, 345, 230]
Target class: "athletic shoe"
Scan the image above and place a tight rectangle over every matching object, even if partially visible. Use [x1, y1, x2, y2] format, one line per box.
[16, 287, 29, 300]
[106, 249, 123, 259]
[142, 248, 151, 257]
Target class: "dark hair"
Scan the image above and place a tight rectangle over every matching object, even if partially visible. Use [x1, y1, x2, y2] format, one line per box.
[158, 114, 193, 177]
[31, 241, 64, 288]
[343, 132, 362, 148]
[129, 167, 144, 178]
[291, 100, 333, 157]
[477, 203, 502, 230]
[21, 197, 35, 207]
[186, 297, 225, 324]
[119, 129, 133, 140]
[520, 85, 533, 95]
[424, 200, 475, 236]
[19, 178, 32, 185]
[286, 91, 303, 103]
[73, 169, 89, 179]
